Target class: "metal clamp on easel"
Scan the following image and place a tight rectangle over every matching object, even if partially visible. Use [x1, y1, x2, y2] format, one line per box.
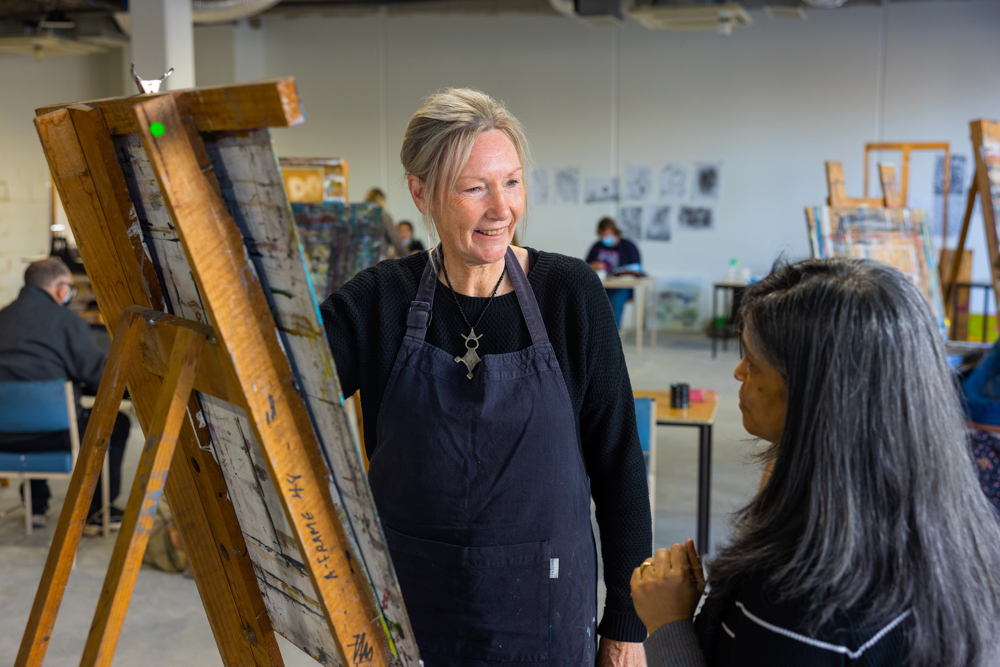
[130, 63, 174, 94]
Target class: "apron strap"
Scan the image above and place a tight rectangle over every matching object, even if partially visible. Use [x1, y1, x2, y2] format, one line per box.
[406, 248, 439, 341]
[407, 246, 548, 346]
[506, 246, 549, 346]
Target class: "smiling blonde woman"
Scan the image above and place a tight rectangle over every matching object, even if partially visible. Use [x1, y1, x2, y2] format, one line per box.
[320, 88, 651, 666]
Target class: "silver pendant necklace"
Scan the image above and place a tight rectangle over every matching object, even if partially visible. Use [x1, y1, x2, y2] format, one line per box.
[440, 249, 507, 379]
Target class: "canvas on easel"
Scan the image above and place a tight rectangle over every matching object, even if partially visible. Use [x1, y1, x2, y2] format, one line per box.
[805, 205, 946, 336]
[19, 79, 418, 667]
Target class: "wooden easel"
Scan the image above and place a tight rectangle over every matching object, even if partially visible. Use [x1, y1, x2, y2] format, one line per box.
[943, 120, 1000, 321]
[18, 80, 418, 666]
[863, 142, 951, 236]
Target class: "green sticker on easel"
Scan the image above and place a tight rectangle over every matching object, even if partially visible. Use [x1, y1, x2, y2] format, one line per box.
[149, 122, 165, 137]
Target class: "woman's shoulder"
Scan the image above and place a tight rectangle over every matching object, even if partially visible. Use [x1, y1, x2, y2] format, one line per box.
[713, 578, 908, 665]
[528, 248, 603, 293]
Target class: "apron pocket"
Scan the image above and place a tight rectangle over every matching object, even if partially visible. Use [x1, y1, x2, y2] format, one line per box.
[384, 526, 551, 662]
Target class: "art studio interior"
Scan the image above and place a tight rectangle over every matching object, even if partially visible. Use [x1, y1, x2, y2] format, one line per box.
[1, 0, 1000, 665]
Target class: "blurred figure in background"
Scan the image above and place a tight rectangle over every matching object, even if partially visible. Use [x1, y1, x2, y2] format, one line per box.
[586, 217, 642, 329]
[365, 187, 408, 260]
[397, 220, 425, 255]
[0, 258, 130, 533]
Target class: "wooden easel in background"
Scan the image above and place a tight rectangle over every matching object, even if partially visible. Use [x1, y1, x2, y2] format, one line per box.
[943, 120, 1000, 332]
[825, 140, 974, 340]
[18, 80, 417, 666]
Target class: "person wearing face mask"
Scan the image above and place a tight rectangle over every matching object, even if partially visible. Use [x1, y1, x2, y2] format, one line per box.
[0, 257, 130, 532]
[586, 217, 643, 328]
[397, 220, 426, 254]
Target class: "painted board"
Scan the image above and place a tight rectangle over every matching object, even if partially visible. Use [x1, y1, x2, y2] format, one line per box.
[805, 206, 946, 337]
[292, 202, 383, 299]
[113, 129, 417, 665]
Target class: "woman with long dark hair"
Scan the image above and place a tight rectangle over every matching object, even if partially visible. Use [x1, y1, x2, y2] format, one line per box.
[632, 258, 1000, 667]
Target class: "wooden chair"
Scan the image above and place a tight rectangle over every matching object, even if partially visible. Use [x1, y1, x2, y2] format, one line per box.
[634, 396, 657, 543]
[0, 379, 109, 536]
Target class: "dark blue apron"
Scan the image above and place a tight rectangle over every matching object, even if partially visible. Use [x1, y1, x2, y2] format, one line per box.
[369, 247, 597, 665]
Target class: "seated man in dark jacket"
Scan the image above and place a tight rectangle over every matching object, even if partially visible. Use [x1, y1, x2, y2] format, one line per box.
[0, 258, 129, 532]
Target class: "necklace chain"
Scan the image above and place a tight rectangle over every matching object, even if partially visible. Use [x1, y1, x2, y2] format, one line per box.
[439, 248, 507, 333]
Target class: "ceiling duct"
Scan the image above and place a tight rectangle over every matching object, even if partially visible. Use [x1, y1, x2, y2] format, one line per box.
[192, 0, 282, 25]
[0, 14, 127, 58]
[802, 0, 848, 7]
[629, 2, 753, 33]
[548, 0, 625, 26]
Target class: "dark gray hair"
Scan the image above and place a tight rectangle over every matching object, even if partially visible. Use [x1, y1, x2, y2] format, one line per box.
[24, 257, 70, 288]
[710, 257, 1000, 667]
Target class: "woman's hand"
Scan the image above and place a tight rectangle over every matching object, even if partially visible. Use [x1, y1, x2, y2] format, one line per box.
[630, 539, 706, 635]
[596, 637, 646, 667]
[590, 261, 607, 271]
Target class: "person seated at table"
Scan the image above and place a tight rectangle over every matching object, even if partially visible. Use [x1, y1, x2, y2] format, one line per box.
[631, 258, 1000, 667]
[0, 258, 131, 533]
[396, 220, 425, 254]
[585, 217, 642, 328]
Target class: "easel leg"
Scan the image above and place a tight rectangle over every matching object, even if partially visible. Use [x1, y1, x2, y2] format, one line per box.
[80, 326, 205, 667]
[944, 174, 978, 305]
[15, 310, 144, 667]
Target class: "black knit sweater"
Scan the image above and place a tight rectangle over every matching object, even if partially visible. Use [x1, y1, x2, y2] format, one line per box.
[320, 248, 651, 642]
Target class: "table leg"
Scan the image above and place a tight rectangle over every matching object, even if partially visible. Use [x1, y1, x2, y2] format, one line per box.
[712, 287, 718, 359]
[650, 285, 657, 350]
[636, 283, 644, 354]
[697, 424, 713, 556]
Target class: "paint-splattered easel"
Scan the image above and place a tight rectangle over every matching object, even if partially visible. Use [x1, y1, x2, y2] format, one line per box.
[16, 79, 418, 667]
[943, 121, 1000, 322]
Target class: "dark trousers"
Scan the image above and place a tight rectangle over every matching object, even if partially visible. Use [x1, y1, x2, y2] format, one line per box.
[0, 409, 130, 517]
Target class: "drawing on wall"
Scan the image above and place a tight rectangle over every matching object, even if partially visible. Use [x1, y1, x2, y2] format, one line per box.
[659, 163, 689, 200]
[646, 205, 672, 241]
[934, 155, 968, 195]
[693, 162, 722, 202]
[678, 206, 714, 230]
[619, 206, 643, 240]
[584, 176, 620, 204]
[649, 279, 702, 331]
[625, 164, 653, 202]
[529, 166, 551, 205]
[554, 167, 580, 205]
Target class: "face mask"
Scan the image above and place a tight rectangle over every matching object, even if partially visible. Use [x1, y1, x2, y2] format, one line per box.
[402, 237, 412, 246]
[601, 235, 617, 247]
[61, 289, 73, 305]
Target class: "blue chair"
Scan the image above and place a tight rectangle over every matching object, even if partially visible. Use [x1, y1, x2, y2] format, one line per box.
[634, 397, 657, 543]
[0, 380, 109, 536]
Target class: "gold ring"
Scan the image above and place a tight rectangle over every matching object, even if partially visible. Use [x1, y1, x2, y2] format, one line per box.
[640, 560, 654, 575]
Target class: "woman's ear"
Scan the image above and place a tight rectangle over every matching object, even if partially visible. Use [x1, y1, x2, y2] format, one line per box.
[408, 175, 428, 215]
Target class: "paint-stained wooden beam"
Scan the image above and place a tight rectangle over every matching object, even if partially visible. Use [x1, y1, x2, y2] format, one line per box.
[37, 78, 304, 134]
[15, 311, 142, 667]
[31, 108, 283, 667]
[133, 91, 396, 667]
[81, 326, 205, 667]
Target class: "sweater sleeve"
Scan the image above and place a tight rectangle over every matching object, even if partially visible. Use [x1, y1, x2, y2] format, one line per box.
[572, 261, 652, 642]
[320, 268, 372, 400]
[644, 621, 707, 667]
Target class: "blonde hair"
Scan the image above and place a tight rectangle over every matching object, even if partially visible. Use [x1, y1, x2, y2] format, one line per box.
[400, 88, 529, 241]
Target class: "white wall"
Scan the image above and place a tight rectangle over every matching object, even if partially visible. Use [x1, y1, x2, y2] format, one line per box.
[226, 1, 1000, 321]
[0, 50, 122, 306]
